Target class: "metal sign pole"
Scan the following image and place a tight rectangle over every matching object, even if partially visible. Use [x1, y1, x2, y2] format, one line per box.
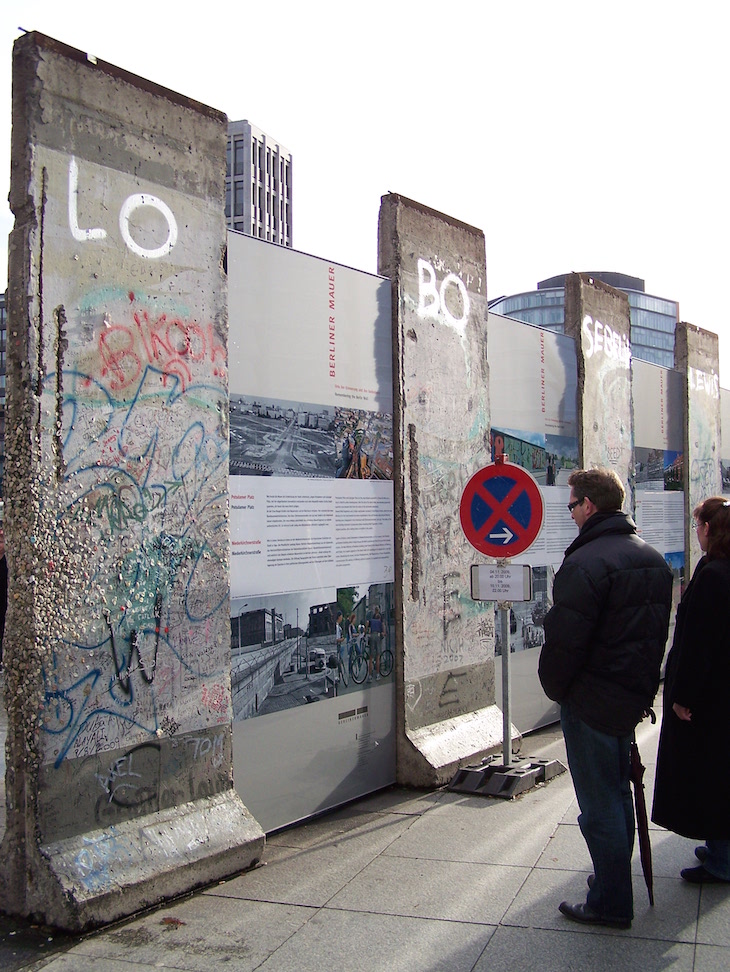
[498, 600, 512, 768]
[453, 457, 566, 798]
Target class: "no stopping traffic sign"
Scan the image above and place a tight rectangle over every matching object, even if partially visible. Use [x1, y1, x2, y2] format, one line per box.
[459, 460, 544, 558]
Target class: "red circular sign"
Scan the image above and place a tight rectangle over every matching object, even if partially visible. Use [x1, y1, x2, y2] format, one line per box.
[459, 462, 544, 558]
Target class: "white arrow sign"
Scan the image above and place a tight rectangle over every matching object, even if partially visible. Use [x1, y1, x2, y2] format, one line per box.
[489, 526, 514, 544]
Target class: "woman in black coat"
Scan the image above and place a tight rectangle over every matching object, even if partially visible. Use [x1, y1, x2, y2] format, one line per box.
[652, 496, 730, 883]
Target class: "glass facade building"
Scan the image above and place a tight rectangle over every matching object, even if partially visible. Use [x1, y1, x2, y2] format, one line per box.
[488, 272, 678, 368]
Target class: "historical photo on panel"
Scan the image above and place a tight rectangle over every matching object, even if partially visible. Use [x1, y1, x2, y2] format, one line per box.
[231, 582, 395, 721]
[334, 407, 393, 481]
[229, 395, 336, 478]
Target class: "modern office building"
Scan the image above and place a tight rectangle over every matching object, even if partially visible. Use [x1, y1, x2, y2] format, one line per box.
[488, 272, 679, 368]
[225, 119, 292, 247]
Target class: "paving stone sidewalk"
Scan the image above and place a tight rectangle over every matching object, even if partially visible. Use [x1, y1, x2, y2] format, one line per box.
[0, 683, 728, 971]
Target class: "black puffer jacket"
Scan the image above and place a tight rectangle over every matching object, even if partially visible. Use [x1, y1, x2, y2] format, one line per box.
[539, 511, 673, 736]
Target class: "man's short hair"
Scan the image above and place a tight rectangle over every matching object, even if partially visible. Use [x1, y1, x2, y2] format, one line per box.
[567, 468, 625, 512]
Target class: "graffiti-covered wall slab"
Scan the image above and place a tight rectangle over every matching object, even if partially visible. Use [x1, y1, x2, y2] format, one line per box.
[675, 322, 721, 573]
[564, 274, 633, 500]
[378, 195, 500, 786]
[1, 32, 263, 930]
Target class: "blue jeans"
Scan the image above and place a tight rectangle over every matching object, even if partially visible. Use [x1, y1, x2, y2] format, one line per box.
[561, 702, 635, 922]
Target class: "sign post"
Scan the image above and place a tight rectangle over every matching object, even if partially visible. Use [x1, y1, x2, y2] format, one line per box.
[450, 456, 565, 797]
[460, 454, 544, 766]
[499, 603, 512, 766]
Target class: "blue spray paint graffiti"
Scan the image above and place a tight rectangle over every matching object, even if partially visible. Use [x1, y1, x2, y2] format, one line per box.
[39, 300, 230, 767]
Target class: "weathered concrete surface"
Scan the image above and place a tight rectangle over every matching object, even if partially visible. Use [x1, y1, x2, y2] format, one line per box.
[675, 322, 721, 574]
[378, 195, 505, 787]
[564, 274, 634, 499]
[0, 32, 263, 930]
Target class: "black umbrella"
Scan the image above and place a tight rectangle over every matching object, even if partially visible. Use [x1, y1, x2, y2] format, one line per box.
[630, 739, 654, 906]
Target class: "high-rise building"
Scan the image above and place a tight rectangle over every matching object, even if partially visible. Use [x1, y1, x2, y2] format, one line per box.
[488, 272, 678, 368]
[225, 120, 292, 247]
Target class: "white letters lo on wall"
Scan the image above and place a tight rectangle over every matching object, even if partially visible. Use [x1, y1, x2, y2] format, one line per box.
[68, 156, 178, 259]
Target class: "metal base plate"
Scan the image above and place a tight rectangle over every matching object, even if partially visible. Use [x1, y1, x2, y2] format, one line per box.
[447, 756, 567, 799]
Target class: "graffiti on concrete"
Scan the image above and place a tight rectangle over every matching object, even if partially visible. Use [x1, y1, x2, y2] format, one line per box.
[417, 258, 471, 337]
[35, 151, 230, 772]
[69, 155, 178, 259]
[689, 366, 720, 400]
[579, 312, 632, 482]
[581, 314, 631, 366]
[439, 670, 467, 708]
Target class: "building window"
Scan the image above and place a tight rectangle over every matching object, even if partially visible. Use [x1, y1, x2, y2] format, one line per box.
[225, 185, 231, 219]
[234, 183, 244, 218]
[234, 139, 244, 177]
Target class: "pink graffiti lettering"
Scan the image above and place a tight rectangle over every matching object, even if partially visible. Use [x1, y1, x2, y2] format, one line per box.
[98, 309, 227, 391]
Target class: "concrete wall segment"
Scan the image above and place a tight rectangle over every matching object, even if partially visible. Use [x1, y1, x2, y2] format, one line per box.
[1, 31, 263, 930]
[564, 273, 634, 503]
[378, 194, 502, 786]
[675, 321, 721, 573]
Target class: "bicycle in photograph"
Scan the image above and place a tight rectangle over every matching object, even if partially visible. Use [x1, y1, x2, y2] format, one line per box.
[350, 641, 369, 684]
[350, 634, 393, 684]
[376, 638, 393, 678]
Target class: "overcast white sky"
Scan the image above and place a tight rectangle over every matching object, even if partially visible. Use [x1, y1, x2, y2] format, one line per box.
[2, 2, 729, 382]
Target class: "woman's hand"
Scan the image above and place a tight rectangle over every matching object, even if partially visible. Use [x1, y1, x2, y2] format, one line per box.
[672, 703, 692, 722]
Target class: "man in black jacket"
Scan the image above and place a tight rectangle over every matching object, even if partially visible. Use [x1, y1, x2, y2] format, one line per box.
[539, 468, 672, 930]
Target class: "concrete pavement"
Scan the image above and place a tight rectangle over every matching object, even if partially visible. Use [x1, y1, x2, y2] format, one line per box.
[1, 684, 729, 971]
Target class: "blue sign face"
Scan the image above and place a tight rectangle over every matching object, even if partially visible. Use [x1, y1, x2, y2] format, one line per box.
[460, 463, 544, 558]
[469, 475, 533, 544]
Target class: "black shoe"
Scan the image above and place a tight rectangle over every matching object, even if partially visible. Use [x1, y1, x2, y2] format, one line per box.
[559, 901, 631, 929]
[695, 846, 708, 864]
[681, 865, 730, 884]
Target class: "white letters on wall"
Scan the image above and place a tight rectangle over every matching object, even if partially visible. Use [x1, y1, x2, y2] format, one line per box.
[119, 194, 178, 259]
[68, 156, 178, 259]
[689, 366, 720, 399]
[68, 157, 107, 242]
[581, 314, 631, 366]
[417, 258, 470, 336]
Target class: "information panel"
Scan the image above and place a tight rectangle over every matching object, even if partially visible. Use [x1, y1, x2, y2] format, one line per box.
[227, 234, 395, 831]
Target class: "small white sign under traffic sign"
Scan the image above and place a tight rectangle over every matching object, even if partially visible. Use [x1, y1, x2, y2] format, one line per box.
[470, 564, 533, 602]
